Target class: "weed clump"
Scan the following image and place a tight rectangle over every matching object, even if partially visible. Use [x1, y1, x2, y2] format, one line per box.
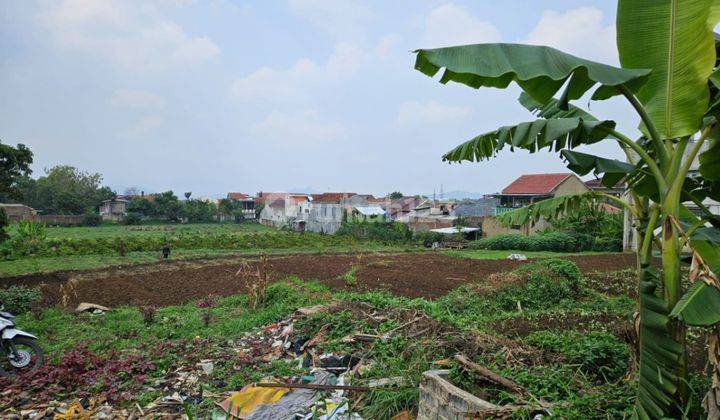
[0, 286, 42, 315]
[492, 259, 583, 311]
[524, 330, 629, 381]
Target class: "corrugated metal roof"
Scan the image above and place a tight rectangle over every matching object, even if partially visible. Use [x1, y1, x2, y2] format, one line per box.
[430, 227, 480, 234]
[354, 206, 385, 216]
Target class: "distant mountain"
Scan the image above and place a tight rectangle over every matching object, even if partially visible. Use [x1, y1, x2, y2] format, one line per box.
[421, 190, 487, 200]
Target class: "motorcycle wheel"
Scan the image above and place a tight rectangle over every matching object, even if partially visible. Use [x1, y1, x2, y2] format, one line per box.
[1, 337, 44, 376]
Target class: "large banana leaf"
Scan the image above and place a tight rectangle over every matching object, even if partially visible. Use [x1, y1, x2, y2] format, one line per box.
[518, 93, 598, 120]
[670, 225, 720, 326]
[700, 138, 720, 181]
[636, 265, 683, 419]
[414, 44, 651, 105]
[671, 281, 720, 326]
[496, 192, 604, 227]
[442, 118, 615, 163]
[617, 0, 718, 138]
[561, 150, 636, 187]
[690, 226, 720, 275]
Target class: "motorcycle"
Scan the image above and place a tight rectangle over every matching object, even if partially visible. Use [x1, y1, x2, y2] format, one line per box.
[0, 310, 44, 376]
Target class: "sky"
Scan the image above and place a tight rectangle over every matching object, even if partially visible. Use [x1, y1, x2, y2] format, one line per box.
[0, 0, 640, 198]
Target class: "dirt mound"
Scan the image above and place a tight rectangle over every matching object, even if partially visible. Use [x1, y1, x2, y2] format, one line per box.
[1, 253, 640, 308]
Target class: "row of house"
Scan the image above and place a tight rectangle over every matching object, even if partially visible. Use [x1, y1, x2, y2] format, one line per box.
[249, 172, 625, 236]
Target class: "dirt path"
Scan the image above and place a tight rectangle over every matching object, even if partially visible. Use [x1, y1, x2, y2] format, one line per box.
[1, 252, 639, 308]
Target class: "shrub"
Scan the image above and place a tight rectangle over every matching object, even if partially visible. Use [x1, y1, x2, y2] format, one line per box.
[414, 231, 444, 247]
[492, 259, 583, 311]
[524, 330, 629, 381]
[10, 220, 46, 256]
[82, 210, 102, 226]
[0, 286, 42, 315]
[124, 212, 143, 225]
[337, 221, 412, 243]
[0, 207, 9, 243]
[468, 231, 619, 252]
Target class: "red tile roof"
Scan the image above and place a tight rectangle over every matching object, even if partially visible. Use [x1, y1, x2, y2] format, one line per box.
[227, 192, 252, 200]
[256, 192, 287, 203]
[501, 173, 573, 195]
[584, 179, 625, 189]
[597, 203, 621, 214]
[311, 192, 357, 203]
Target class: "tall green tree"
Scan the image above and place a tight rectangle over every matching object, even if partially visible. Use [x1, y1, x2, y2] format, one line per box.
[0, 141, 33, 242]
[152, 191, 182, 221]
[181, 199, 216, 223]
[0, 141, 33, 202]
[18, 165, 115, 215]
[413, 2, 720, 417]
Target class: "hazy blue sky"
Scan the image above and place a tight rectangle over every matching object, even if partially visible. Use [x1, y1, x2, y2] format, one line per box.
[0, 0, 638, 197]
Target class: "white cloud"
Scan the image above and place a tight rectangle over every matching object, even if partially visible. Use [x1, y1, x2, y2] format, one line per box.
[423, 3, 500, 48]
[524, 7, 617, 64]
[397, 100, 472, 126]
[287, 0, 374, 39]
[43, 0, 220, 70]
[231, 42, 362, 105]
[253, 110, 346, 148]
[373, 33, 402, 57]
[111, 89, 166, 109]
[121, 115, 164, 138]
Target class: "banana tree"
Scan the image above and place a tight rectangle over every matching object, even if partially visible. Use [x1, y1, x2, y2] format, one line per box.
[413, 1, 720, 418]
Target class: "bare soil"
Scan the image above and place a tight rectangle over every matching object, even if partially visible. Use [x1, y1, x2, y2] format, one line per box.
[1, 252, 639, 308]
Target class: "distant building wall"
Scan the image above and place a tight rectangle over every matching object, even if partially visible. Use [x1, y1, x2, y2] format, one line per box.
[480, 216, 547, 237]
[307, 203, 343, 234]
[0, 204, 36, 222]
[553, 175, 590, 197]
[409, 216, 455, 232]
[25, 214, 84, 225]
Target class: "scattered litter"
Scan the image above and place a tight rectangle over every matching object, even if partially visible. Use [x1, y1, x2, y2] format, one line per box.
[507, 254, 528, 261]
[197, 360, 214, 375]
[390, 411, 413, 420]
[53, 400, 96, 419]
[218, 383, 290, 418]
[75, 302, 110, 314]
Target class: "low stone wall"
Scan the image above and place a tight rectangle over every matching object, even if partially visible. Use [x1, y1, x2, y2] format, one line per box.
[18, 214, 84, 226]
[418, 369, 497, 419]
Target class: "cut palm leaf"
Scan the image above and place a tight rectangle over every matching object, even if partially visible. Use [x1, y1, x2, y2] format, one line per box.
[414, 44, 650, 105]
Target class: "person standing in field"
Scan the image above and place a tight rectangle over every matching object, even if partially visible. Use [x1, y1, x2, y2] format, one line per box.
[162, 243, 170, 259]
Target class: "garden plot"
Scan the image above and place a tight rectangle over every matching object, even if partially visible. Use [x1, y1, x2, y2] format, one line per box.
[2, 252, 640, 309]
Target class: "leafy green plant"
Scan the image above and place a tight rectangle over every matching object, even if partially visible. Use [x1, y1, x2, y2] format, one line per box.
[124, 212, 143, 225]
[524, 330, 629, 381]
[0, 208, 9, 243]
[11, 220, 46, 256]
[413, 2, 720, 416]
[468, 231, 620, 252]
[337, 220, 412, 243]
[0, 286, 42, 315]
[82, 209, 102, 227]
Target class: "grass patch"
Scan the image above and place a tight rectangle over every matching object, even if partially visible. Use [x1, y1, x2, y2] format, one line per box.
[444, 249, 609, 260]
[4, 261, 695, 418]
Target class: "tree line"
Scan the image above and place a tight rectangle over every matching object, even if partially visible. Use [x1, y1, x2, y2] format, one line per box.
[0, 140, 249, 227]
